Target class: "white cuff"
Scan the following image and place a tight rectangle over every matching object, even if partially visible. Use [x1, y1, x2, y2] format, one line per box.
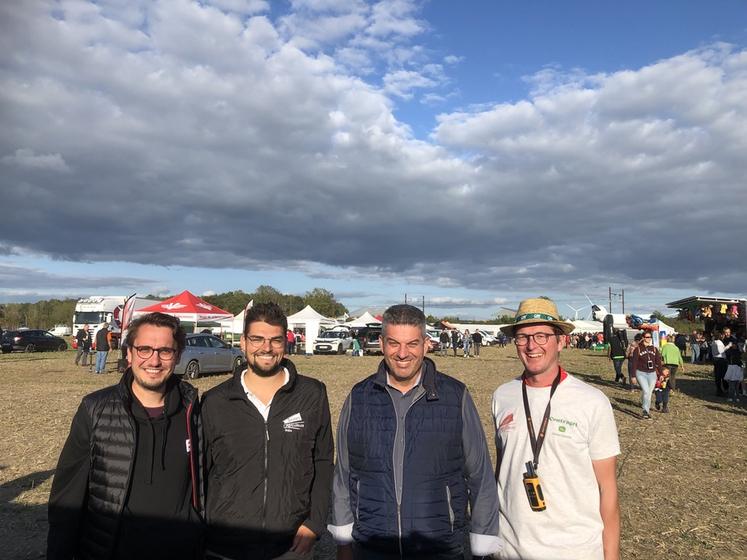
[470, 532, 503, 556]
[327, 522, 354, 545]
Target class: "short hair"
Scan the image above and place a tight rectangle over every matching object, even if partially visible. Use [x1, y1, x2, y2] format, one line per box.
[244, 302, 288, 335]
[125, 312, 186, 355]
[381, 304, 426, 337]
[634, 333, 643, 341]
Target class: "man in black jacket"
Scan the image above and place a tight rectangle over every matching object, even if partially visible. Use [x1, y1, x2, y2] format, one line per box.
[74, 323, 90, 366]
[48, 312, 203, 560]
[202, 302, 333, 560]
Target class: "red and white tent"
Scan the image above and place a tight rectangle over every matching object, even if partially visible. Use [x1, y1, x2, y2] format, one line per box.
[136, 290, 233, 332]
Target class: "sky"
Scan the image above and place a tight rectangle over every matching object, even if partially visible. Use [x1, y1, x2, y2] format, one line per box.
[1, 0, 746, 319]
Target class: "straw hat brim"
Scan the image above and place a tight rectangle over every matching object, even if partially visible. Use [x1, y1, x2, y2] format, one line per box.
[500, 317, 574, 336]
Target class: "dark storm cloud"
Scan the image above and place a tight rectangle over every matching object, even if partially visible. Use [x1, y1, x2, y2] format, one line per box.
[1, 2, 746, 298]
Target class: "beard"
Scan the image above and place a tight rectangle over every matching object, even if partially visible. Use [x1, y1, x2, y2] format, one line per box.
[132, 371, 171, 392]
[247, 355, 284, 378]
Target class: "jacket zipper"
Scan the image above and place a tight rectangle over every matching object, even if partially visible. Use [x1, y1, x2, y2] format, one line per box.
[185, 401, 199, 510]
[386, 388, 427, 559]
[262, 421, 269, 530]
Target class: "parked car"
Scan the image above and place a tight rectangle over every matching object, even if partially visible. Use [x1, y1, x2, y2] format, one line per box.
[1, 329, 68, 353]
[426, 329, 442, 353]
[314, 329, 354, 354]
[477, 329, 498, 346]
[355, 324, 383, 355]
[49, 324, 72, 337]
[174, 333, 245, 379]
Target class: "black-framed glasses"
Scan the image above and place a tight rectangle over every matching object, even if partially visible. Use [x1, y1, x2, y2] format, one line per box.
[514, 332, 558, 346]
[643, 335, 652, 339]
[133, 345, 177, 360]
[245, 335, 286, 349]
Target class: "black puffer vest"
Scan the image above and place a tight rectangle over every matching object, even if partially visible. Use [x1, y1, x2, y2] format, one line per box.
[77, 371, 202, 559]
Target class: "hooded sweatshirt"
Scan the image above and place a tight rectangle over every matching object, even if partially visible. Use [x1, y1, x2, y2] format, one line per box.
[114, 378, 202, 559]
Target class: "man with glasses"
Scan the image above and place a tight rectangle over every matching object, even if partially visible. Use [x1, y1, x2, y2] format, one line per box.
[48, 312, 204, 559]
[201, 302, 333, 560]
[329, 304, 501, 560]
[492, 298, 620, 560]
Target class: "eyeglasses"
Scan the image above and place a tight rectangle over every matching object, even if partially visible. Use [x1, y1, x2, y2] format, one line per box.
[514, 332, 557, 346]
[245, 335, 286, 349]
[643, 336, 652, 339]
[133, 345, 177, 360]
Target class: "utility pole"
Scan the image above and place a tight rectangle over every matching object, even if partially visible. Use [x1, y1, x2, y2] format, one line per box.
[608, 287, 612, 314]
[621, 289, 625, 313]
[422, 295, 425, 315]
[404, 293, 407, 304]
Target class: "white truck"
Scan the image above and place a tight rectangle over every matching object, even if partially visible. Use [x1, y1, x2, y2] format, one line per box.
[72, 296, 159, 349]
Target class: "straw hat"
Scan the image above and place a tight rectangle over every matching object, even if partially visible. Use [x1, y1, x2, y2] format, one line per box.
[500, 298, 574, 336]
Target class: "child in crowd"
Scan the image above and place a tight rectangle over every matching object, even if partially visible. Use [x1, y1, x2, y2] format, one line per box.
[724, 353, 744, 403]
[654, 367, 671, 413]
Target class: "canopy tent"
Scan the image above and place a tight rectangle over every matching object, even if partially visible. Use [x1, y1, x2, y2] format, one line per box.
[345, 311, 381, 328]
[287, 305, 336, 354]
[569, 320, 603, 334]
[136, 290, 233, 333]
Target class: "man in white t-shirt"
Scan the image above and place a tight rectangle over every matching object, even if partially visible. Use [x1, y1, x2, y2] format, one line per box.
[492, 297, 621, 560]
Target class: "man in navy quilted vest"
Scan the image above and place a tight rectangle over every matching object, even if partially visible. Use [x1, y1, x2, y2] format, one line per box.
[329, 304, 501, 559]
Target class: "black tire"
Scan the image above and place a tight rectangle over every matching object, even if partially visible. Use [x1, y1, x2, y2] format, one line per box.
[58, 343, 67, 352]
[185, 360, 200, 379]
[232, 356, 243, 372]
[24, 344, 35, 353]
[337, 344, 344, 355]
[1, 347, 10, 354]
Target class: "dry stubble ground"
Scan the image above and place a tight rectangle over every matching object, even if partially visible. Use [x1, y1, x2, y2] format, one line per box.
[1, 345, 745, 559]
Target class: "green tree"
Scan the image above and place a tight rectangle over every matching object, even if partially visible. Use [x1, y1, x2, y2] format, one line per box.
[303, 288, 347, 318]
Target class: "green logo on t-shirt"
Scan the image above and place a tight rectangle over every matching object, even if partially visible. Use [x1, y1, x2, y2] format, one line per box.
[558, 425, 566, 433]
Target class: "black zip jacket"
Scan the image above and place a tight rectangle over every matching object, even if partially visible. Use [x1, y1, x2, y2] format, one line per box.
[47, 370, 203, 560]
[202, 358, 334, 560]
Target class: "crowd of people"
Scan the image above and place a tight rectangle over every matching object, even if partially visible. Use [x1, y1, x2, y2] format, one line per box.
[48, 297, 621, 560]
[600, 326, 746, 418]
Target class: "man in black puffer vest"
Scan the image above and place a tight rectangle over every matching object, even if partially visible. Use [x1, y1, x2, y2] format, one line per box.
[329, 304, 501, 560]
[48, 312, 204, 560]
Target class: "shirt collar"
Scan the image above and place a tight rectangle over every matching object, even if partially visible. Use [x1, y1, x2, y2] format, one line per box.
[240, 367, 290, 398]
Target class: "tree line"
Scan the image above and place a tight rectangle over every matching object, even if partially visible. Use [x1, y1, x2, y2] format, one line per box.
[0, 286, 348, 331]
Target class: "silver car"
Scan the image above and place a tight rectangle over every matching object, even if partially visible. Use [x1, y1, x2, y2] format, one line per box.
[175, 333, 245, 379]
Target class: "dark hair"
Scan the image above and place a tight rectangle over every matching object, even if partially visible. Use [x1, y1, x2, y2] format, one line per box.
[634, 333, 643, 341]
[381, 304, 426, 337]
[244, 302, 288, 334]
[125, 312, 186, 355]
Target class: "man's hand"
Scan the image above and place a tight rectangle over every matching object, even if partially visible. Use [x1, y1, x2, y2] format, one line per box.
[336, 544, 353, 560]
[290, 524, 317, 555]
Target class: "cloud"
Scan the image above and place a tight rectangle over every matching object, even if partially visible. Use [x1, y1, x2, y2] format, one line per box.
[2, 149, 70, 172]
[427, 296, 509, 309]
[1, 2, 745, 302]
[0, 263, 164, 298]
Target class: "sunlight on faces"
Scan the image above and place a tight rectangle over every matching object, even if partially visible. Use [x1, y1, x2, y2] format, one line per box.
[515, 324, 562, 379]
[127, 325, 179, 392]
[241, 321, 286, 378]
[380, 324, 428, 384]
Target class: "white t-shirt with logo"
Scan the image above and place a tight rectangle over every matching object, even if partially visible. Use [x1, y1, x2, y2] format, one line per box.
[491, 373, 620, 560]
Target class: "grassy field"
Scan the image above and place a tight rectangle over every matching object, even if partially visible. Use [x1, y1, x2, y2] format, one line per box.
[1, 345, 745, 559]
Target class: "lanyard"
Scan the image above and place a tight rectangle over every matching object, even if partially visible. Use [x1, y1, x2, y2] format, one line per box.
[522, 368, 562, 470]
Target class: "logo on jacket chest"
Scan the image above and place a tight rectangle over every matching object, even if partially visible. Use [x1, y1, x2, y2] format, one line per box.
[282, 412, 304, 432]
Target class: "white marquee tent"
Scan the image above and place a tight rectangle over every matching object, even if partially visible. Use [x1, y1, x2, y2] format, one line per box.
[287, 305, 336, 354]
[345, 311, 381, 327]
